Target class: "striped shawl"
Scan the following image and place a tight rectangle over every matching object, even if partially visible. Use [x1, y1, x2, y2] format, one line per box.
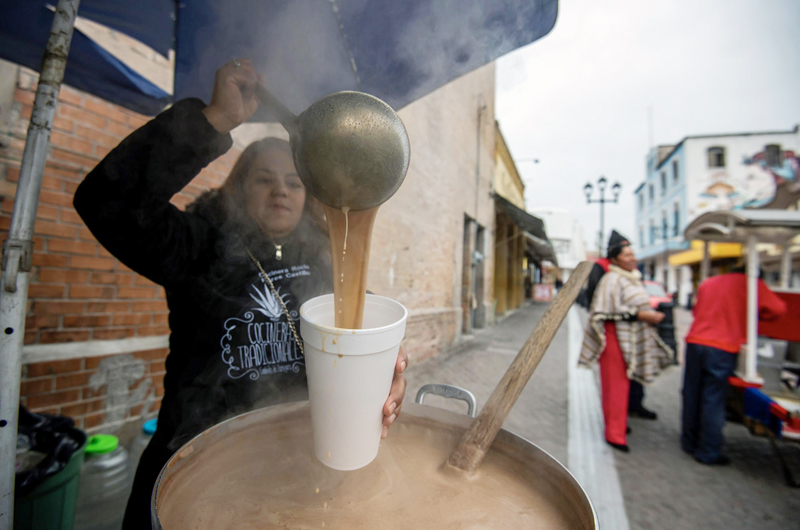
[579, 265, 673, 383]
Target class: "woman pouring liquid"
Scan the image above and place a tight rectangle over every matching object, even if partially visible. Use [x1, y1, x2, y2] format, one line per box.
[73, 59, 408, 530]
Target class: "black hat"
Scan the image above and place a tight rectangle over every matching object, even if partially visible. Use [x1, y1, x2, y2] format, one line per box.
[607, 230, 630, 253]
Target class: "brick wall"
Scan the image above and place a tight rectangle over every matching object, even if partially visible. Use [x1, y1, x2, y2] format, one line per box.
[19, 349, 167, 431]
[0, 67, 241, 433]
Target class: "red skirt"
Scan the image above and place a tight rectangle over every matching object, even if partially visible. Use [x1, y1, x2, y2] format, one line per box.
[599, 321, 629, 444]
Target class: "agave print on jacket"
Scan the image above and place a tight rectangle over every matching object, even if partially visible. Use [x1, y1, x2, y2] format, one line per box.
[219, 279, 304, 381]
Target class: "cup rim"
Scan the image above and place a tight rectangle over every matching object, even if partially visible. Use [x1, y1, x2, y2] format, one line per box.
[299, 293, 408, 336]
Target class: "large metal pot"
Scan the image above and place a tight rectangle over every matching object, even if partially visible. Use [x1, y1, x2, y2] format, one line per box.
[151, 402, 598, 529]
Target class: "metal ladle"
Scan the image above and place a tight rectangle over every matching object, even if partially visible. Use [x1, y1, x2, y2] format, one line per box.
[255, 84, 410, 211]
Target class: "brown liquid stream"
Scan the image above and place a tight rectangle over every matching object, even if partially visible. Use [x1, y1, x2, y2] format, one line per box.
[157, 410, 580, 529]
[322, 204, 379, 329]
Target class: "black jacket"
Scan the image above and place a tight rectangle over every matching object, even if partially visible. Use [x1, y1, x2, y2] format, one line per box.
[74, 99, 333, 449]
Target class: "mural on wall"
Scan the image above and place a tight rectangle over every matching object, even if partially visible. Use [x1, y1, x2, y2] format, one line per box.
[695, 148, 799, 213]
[741, 149, 799, 208]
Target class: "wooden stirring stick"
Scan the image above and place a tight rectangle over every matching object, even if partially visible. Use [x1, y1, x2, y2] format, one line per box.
[447, 261, 593, 474]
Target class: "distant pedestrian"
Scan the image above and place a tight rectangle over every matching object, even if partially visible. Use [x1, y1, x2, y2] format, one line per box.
[585, 230, 660, 421]
[681, 268, 786, 465]
[580, 239, 674, 452]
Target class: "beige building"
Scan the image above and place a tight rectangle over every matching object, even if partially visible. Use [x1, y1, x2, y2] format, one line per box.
[369, 64, 497, 359]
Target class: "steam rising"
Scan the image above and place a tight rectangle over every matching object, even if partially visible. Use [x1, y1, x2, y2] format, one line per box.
[174, 0, 557, 114]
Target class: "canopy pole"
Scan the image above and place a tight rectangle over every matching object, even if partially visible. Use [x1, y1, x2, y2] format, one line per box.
[744, 233, 759, 383]
[780, 243, 792, 289]
[0, 1, 80, 527]
[700, 241, 710, 282]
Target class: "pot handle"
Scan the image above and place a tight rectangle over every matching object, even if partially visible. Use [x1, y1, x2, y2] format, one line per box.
[255, 83, 298, 137]
[415, 384, 477, 418]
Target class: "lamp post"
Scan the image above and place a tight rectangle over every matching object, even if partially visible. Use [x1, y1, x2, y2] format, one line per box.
[583, 176, 622, 257]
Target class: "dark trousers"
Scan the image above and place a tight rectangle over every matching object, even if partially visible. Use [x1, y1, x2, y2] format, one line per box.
[681, 343, 737, 462]
[629, 380, 645, 412]
[122, 439, 175, 530]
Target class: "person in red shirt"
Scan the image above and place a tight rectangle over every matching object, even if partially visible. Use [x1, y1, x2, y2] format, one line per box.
[681, 269, 787, 465]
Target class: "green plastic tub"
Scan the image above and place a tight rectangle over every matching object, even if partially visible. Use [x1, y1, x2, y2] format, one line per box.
[14, 430, 87, 530]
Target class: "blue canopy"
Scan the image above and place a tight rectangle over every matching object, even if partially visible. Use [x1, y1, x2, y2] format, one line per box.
[0, 0, 557, 117]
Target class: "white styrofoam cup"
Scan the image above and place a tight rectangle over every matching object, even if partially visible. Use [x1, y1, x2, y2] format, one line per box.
[300, 294, 408, 470]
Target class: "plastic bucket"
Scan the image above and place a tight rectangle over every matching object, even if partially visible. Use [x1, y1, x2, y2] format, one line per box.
[14, 430, 86, 530]
[300, 294, 407, 470]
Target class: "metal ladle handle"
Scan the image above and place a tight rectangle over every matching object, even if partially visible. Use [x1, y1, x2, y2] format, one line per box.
[255, 83, 298, 137]
[415, 384, 477, 418]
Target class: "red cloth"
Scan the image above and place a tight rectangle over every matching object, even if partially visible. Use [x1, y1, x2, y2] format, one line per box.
[599, 321, 629, 445]
[597, 257, 610, 272]
[759, 291, 800, 342]
[686, 273, 787, 354]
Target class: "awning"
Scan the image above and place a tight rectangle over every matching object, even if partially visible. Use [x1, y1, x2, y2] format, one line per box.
[668, 240, 743, 267]
[495, 195, 558, 265]
[684, 210, 800, 245]
[0, 0, 559, 117]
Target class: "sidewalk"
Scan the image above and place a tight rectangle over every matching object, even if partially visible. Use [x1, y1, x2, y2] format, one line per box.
[404, 303, 800, 530]
[404, 302, 569, 464]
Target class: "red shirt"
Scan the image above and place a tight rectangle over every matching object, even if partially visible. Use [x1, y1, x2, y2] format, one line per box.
[686, 273, 787, 353]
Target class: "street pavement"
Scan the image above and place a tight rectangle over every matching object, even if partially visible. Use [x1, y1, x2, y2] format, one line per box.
[404, 302, 800, 530]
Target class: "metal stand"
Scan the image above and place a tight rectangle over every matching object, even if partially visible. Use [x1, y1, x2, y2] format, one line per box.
[767, 435, 800, 488]
[0, 1, 79, 527]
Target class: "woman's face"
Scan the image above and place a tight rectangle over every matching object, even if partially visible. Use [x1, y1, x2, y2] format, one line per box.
[244, 149, 306, 239]
[610, 246, 637, 271]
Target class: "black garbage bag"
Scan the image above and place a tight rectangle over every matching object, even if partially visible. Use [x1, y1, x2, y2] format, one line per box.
[15, 405, 86, 496]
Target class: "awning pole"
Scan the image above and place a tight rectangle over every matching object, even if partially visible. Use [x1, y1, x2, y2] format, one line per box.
[0, 1, 80, 527]
[700, 241, 710, 282]
[780, 243, 792, 289]
[745, 233, 759, 383]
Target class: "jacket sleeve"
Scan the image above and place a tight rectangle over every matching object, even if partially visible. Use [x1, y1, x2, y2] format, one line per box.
[73, 99, 234, 287]
[757, 280, 788, 322]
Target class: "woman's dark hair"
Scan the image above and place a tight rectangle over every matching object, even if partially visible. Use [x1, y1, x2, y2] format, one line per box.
[186, 138, 331, 268]
[608, 243, 630, 260]
[219, 138, 327, 235]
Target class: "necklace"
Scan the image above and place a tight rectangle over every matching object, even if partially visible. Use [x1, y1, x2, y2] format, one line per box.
[274, 243, 282, 261]
[245, 247, 304, 355]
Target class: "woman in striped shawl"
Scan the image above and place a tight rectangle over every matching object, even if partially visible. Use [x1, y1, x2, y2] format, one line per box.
[579, 243, 674, 452]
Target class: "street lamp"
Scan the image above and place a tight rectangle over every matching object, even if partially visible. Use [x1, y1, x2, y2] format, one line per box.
[584, 176, 622, 257]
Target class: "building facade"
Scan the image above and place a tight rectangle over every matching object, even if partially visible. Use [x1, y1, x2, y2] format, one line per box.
[491, 124, 557, 318]
[634, 126, 800, 305]
[529, 208, 587, 282]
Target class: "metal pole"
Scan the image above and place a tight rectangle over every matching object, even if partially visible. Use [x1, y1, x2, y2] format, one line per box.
[599, 189, 605, 257]
[700, 241, 710, 282]
[780, 243, 792, 289]
[0, 1, 79, 527]
[745, 234, 759, 383]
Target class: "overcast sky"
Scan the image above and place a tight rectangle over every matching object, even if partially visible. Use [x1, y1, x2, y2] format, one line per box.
[496, 0, 800, 254]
